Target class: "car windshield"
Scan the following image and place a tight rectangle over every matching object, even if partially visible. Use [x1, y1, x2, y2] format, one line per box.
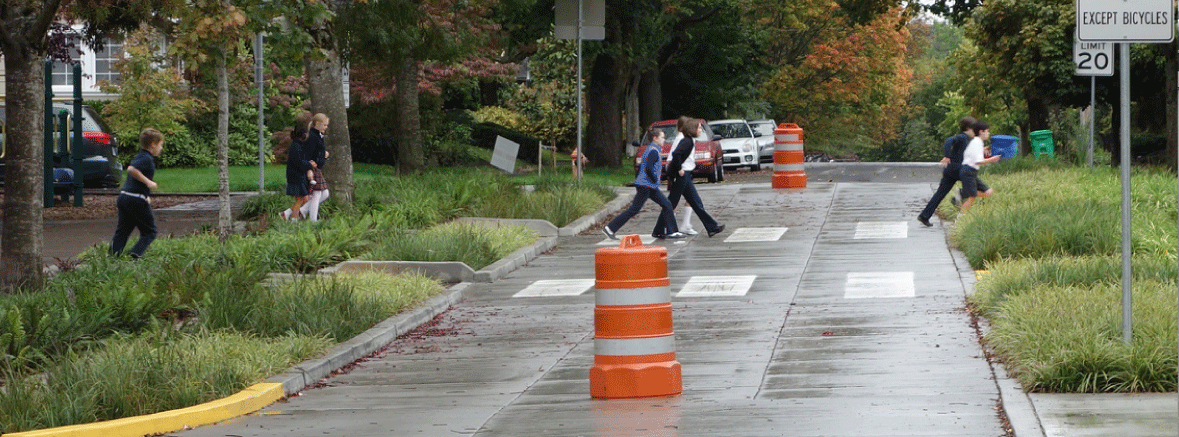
[641, 126, 680, 145]
[748, 122, 775, 137]
[710, 122, 751, 139]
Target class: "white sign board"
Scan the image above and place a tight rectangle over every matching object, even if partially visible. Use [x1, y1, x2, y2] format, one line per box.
[555, 0, 605, 40]
[1074, 41, 1114, 76]
[490, 136, 520, 173]
[1076, 0, 1174, 43]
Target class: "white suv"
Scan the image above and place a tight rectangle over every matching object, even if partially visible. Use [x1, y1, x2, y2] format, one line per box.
[747, 119, 777, 164]
[708, 119, 761, 171]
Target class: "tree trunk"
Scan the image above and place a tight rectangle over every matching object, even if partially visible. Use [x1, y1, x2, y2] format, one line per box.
[0, 50, 46, 292]
[1167, 41, 1177, 172]
[306, 34, 355, 206]
[395, 55, 423, 175]
[586, 53, 624, 169]
[638, 67, 662, 128]
[216, 48, 232, 240]
[625, 72, 640, 149]
[1024, 95, 1050, 156]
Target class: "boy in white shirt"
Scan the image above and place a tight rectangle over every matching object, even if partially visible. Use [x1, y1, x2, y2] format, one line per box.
[959, 120, 1002, 214]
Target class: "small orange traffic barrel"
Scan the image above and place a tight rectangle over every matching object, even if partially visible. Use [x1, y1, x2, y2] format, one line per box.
[590, 235, 681, 399]
[772, 123, 806, 188]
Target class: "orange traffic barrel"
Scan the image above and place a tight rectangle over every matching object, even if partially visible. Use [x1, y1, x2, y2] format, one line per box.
[590, 234, 682, 399]
[772, 123, 806, 188]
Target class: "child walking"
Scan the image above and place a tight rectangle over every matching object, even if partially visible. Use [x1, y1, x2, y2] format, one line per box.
[110, 128, 164, 258]
[603, 127, 683, 239]
[299, 113, 331, 221]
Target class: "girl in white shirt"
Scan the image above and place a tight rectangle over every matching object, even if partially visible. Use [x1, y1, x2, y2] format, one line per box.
[958, 120, 1002, 214]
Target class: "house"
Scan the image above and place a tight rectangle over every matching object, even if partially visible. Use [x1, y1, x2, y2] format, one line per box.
[0, 30, 123, 100]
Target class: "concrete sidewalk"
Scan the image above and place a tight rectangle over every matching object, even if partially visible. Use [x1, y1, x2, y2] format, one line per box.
[166, 180, 1029, 437]
[29, 173, 1178, 436]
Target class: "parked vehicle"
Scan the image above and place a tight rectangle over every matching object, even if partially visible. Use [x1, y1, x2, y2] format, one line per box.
[708, 119, 761, 171]
[747, 119, 777, 164]
[0, 103, 122, 188]
[633, 119, 725, 183]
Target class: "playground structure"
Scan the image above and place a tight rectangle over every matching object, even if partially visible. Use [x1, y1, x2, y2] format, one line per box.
[43, 61, 86, 207]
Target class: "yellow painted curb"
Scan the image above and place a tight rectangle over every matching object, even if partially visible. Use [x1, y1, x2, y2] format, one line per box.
[6, 382, 285, 437]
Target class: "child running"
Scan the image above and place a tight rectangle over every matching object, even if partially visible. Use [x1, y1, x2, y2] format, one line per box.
[959, 120, 1001, 215]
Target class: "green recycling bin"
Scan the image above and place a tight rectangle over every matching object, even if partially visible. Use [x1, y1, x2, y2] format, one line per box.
[1029, 130, 1054, 157]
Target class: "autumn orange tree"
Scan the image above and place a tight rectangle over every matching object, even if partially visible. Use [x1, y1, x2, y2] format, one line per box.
[761, 1, 914, 152]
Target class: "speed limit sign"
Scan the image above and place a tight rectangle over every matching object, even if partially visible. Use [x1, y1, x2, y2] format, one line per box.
[1075, 40, 1114, 76]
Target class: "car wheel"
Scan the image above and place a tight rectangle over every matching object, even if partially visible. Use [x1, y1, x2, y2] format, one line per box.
[750, 163, 761, 172]
[715, 159, 725, 182]
[707, 164, 718, 183]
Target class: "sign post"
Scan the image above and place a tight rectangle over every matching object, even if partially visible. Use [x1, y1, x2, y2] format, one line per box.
[1074, 40, 1112, 167]
[555, 0, 605, 181]
[1075, 0, 1173, 346]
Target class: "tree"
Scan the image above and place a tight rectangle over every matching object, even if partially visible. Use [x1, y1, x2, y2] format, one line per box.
[759, 1, 914, 150]
[0, 0, 166, 292]
[924, 0, 982, 25]
[285, 1, 355, 206]
[99, 25, 202, 147]
[170, 0, 258, 240]
[345, 0, 502, 175]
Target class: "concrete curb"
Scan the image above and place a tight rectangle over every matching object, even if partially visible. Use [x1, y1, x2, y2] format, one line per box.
[948, 245, 1045, 437]
[266, 282, 472, 396]
[14, 194, 632, 437]
[558, 188, 632, 237]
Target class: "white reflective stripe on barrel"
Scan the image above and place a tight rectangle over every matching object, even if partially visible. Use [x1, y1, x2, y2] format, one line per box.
[776, 133, 800, 142]
[595, 335, 676, 356]
[776, 142, 804, 152]
[595, 286, 672, 306]
[775, 163, 806, 172]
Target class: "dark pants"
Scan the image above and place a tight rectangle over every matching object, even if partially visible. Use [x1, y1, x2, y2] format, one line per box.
[918, 163, 961, 221]
[607, 186, 677, 234]
[654, 172, 719, 236]
[111, 194, 157, 257]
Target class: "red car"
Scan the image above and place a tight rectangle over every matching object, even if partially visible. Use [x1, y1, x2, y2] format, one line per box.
[633, 119, 725, 183]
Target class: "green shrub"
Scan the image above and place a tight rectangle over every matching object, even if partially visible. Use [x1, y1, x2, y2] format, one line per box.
[958, 165, 1179, 393]
[0, 331, 331, 433]
[364, 222, 537, 270]
[985, 280, 1177, 392]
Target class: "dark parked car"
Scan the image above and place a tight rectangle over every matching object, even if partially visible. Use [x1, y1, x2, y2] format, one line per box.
[633, 119, 725, 183]
[0, 103, 122, 188]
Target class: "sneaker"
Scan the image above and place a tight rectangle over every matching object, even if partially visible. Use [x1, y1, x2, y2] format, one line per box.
[602, 226, 618, 240]
[707, 224, 726, 238]
[951, 191, 962, 207]
[652, 234, 666, 239]
[280, 210, 290, 221]
[682, 229, 699, 236]
[918, 217, 932, 227]
[665, 232, 686, 239]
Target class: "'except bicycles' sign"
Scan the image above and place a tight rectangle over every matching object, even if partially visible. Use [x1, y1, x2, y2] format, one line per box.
[1076, 0, 1174, 43]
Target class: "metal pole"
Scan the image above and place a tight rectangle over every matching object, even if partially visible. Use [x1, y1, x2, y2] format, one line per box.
[1088, 75, 1095, 167]
[1119, 43, 1132, 345]
[255, 32, 266, 193]
[575, 0, 583, 182]
[72, 64, 83, 207]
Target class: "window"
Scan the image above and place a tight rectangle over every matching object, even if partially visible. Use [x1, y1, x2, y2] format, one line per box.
[49, 35, 122, 94]
[94, 39, 122, 84]
[50, 35, 81, 86]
